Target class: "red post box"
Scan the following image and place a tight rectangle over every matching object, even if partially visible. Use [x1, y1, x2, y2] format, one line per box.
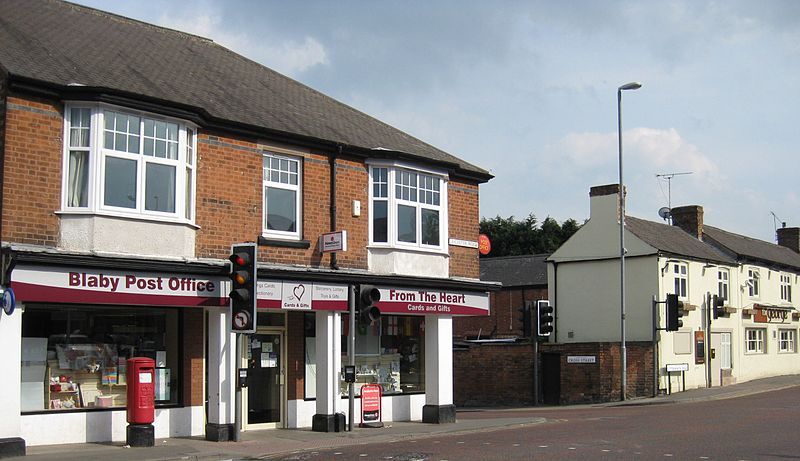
[126, 357, 155, 425]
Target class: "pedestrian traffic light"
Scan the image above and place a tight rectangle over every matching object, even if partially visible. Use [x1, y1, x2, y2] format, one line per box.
[666, 294, 684, 331]
[537, 300, 554, 336]
[712, 294, 725, 320]
[518, 302, 532, 337]
[229, 243, 257, 333]
[358, 284, 381, 325]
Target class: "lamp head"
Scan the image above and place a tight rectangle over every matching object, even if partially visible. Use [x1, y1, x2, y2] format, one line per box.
[619, 82, 642, 91]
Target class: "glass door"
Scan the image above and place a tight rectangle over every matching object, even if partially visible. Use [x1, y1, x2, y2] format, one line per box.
[244, 330, 284, 429]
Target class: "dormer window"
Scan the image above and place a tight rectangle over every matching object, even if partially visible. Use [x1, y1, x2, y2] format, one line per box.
[62, 104, 196, 223]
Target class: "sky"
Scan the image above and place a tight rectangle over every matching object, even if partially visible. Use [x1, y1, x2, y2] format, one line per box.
[74, 0, 800, 243]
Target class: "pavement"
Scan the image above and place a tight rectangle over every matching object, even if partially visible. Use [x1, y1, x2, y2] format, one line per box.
[12, 374, 800, 461]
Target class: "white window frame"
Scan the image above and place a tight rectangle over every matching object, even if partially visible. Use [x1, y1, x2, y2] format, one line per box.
[60, 103, 197, 224]
[368, 162, 448, 253]
[747, 268, 760, 298]
[780, 273, 792, 303]
[778, 329, 796, 353]
[262, 152, 302, 240]
[673, 262, 688, 299]
[745, 328, 766, 354]
[718, 268, 729, 302]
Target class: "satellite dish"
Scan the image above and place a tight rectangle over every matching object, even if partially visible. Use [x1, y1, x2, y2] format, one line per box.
[658, 207, 671, 221]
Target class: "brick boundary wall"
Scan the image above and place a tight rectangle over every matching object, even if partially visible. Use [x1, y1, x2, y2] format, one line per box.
[541, 341, 654, 404]
[454, 342, 536, 407]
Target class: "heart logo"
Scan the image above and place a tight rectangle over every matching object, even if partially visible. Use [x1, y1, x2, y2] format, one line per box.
[293, 284, 306, 301]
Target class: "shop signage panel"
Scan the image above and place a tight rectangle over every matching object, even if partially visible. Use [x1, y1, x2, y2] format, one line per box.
[11, 265, 226, 307]
[12, 265, 349, 311]
[375, 287, 489, 316]
[256, 280, 348, 311]
[753, 305, 791, 324]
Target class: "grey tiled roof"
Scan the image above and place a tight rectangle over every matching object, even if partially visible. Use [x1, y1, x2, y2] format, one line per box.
[625, 217, 735, 264]
[480, 254, 549, 287]
[703, 225, 800, 271]
[0, 0, 489, 179]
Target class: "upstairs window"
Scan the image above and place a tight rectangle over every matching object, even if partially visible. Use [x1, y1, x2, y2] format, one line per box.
[263, 153, 301, 240]
[63, 104, 196, 223]
[780, 274, 792, 303]
[369, 165, 446, 251]
[747, 268, 760, 298]
[717, 269, 729, 302]
[672, 263, 688, 299]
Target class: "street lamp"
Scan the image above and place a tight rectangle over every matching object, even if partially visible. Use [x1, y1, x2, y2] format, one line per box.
[618, 81, 641, 402]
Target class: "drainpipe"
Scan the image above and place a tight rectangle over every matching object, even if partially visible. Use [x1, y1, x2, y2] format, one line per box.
[329, 146, 340, 270]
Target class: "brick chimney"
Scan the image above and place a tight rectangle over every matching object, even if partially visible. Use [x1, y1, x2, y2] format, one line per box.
[671, 205, 704, 239]
[589, 184, 625, 223]
[777, 227, 800, 253]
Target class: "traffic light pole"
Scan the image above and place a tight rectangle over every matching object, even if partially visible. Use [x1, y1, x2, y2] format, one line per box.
[234, 333, 242, 442]
[705, 292, 712, 388]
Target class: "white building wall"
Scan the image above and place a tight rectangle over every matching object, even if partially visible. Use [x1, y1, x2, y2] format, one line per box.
[20, 406, 204, 446]
[0, 306, 22, 441]
[59, 215, 196, 259]
[550, 256, 658, 343]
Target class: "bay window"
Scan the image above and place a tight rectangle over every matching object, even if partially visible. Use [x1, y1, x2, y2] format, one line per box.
[369, 165, 446, 250]
[62, 104, 196, 222]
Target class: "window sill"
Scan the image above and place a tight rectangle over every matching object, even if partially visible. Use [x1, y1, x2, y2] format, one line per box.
[367, 244, 449, 257]
[258, 236, 311, 249]
[56, 209, 200, 229]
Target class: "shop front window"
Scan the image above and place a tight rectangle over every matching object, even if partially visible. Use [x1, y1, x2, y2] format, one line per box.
[303, 313, 425, 398]
[20, 305, 180, 412]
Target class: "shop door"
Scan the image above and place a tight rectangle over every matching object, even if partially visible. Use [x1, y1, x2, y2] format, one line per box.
[710, 332, 731, 387]
[244, 331, 284, 429]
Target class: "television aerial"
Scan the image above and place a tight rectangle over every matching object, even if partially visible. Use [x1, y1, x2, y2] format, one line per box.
[658, 207, 671, 222]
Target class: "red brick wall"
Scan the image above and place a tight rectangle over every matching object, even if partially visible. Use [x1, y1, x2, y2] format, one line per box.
[454, 287, 548, 339]
[448, 179, 480, 278]
[183, 308, 205, 405]
[454, 343, 535, 406]
[541, 341, 654, 404]
[2, 96, 62, 246]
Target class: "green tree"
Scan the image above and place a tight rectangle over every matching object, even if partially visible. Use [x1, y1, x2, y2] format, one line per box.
[479, 213, 581, 257]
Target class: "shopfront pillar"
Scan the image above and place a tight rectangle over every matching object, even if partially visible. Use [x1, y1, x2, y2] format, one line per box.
[0, 305, 25, 458]
[205, 307, 236, 441]
[423, 315, 456, 424]
[312, 310, 343, 432]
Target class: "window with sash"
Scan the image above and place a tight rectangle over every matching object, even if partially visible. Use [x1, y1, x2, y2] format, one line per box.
[262, 153, 301, 239]
[369, 165, 446, 251]
[63, 104, 196, 222]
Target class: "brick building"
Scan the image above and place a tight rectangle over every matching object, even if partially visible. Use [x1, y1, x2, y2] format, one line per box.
[0, 0, 494, 453]
[453, 255, 547, 406]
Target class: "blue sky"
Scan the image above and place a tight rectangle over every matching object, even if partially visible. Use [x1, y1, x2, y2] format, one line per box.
[75, 0, 800, 243]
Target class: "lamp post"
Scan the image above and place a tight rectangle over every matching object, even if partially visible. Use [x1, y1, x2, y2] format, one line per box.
[618, 81, 641, 402]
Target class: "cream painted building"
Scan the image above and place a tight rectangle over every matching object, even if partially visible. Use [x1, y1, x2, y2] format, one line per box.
[545, 184, 800, 403]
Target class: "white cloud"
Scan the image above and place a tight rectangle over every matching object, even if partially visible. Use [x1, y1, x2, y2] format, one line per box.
[157, 11, 328, 76]
[550, 127, 717, 178]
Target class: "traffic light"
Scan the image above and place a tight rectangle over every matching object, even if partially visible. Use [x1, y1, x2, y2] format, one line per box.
[518, 302, 532, 337]
[712, 294, 725, 319]
[357, 284, 381, 325]
[229, 243, 257, 333]
[537, 300, 554, 336]
[666, 294, 684, 331]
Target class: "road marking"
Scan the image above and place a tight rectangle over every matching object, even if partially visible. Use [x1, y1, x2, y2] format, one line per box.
[539, 445, 549, 448]
[568, 447, 577, 450]
[457, 441, 465, 444]
[664, 455, 674, 457]
[513, 443, 520, 447]
[700, 457, 709, 460]
[602, 449, 611, 452]
[483, 442, 491, 445]
[334, 453, 343, 456]
[359, 455, 368, 458]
